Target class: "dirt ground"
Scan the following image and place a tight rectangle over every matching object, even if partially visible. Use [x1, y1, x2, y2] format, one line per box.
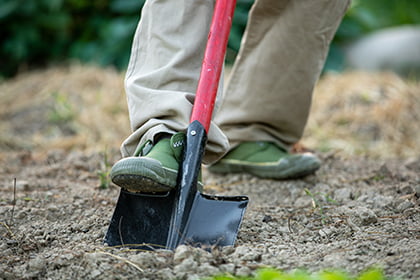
[0, 66, 419, 279]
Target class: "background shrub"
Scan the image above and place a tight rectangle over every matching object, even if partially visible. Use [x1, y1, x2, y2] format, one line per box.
[1, 0, 419, 78]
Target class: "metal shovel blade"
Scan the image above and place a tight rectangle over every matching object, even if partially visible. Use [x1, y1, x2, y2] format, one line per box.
[104, 189, 248, 249]
[179, 192, 248, 247]
[104, 190, 176, 250]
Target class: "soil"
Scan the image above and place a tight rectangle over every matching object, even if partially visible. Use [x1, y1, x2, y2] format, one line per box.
[0, 66, 419, 279]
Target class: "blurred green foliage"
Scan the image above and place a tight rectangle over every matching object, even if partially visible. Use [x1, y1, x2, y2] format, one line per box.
[205, 267, 387, 280]
[1, 0, 419, 78]
[325, 0, 420, 71]
[0, 0, 143, 77]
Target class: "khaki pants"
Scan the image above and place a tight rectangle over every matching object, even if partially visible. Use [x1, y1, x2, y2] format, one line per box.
[121, 0, 350, 164]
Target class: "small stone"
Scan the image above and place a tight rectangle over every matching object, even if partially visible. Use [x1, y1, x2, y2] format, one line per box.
[342, 206, 378, 226]
[173, 244, 191, 264]
[232, 245, 249, 258]
[219, 263, 235, 274]
[198, 263, 220, 276]
[399, 184, 415, 195]
[334, 188, 352, 201]
[129, 252, 157, 268]
[319, 227, 334, 238]
[354, 207, 378, 226]
[396, 200, 414, 213]
[16, 180, 29, 190]
[293, 196, 312, 208]
[405, 157, 420, 171]
[187, 274, 201, 280]
[414, 184, 420, 197]
[90, 269, 101, 278]
[262, 215, 274, 223]
[28, 256, 46, 272]
[156, 268, 174, 279]
[174, 257, 198, 275]
[235, 266, 252, 277]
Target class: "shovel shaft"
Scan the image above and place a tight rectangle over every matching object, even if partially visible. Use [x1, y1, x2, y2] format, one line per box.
[190, 0, 237, 132]
[166, 121, 207, 249]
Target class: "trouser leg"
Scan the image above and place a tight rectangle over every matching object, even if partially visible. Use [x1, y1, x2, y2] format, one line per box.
[215, 0, 350, 151]
[120, 0, 229, 163]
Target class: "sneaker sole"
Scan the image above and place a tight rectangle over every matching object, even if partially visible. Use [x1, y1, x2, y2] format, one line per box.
[208, 154, 321, 179]
[110, 157, 177, 193]
[112, 174, 172, 193]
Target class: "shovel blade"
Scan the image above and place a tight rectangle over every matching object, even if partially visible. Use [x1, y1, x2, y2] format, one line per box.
[104, 190, 174, 249]
[181, 193, 248, 247]
[104, 189, 248, 249]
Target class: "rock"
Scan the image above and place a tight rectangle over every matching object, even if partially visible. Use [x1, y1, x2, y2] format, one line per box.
[155, 268, 174, 279]
[396, 200, 414, 213]
[294, 196, 312, 208]
[370, 195, 393, 209]
[405, 157, 420, 172]
[219, 263, 235, 274]
[399, 184, 415, 195]
[198, 263, 220, 276]
[345, 26, 420, 77]
[232, 245, 249, 258]
[28, 256, 46, 272]
[90, 269, 101, 278]
[415, 184, 420, 197]
[334, 188, 352, 202]
[319, 227, 335, 238]
[173, 245, 191, 264]
[338, 206, 378, 226]
[323, 252, 349, 268]
[129, 252, 160, 268]
[174, 257, 198, 276]
[235, 266, 252, 277]
[187, 274, 201, 280]
[352, 206, 378, 226]
[84, 252, 103, 265]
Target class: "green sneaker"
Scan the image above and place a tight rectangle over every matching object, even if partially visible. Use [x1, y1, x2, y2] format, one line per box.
[110, 133, 185, 193]
[208, 142, 321, 179]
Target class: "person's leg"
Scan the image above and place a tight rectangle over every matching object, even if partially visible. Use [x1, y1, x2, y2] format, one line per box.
[111, 0, 229, 192]
[217, 0, 350, 148]
[210, 0, 350, 178]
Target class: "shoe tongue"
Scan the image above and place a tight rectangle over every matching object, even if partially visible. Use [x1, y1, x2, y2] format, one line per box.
[170, 133, 186, 162]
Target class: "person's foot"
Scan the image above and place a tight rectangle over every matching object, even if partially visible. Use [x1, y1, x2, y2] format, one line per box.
[110, 133, 185, 193]
[208, 142, 321, 179]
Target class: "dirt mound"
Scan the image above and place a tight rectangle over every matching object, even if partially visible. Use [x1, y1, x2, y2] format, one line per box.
[1, 65, 419, 158]
[307, 72, 420, 158]
[0, 64, 129, 153]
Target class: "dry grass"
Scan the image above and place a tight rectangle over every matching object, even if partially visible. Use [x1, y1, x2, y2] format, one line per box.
[0, 64, 129, 152]
[305, 71, 420, 158]
[1, 64, 419, 159]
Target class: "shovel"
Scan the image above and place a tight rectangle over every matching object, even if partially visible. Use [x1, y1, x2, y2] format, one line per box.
[104, 0, 249, 250]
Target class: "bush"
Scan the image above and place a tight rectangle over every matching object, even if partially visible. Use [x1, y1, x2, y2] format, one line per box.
[0, 0, 143, 77]
[324, 0, 420, 71]
[1, 0, 419, 78]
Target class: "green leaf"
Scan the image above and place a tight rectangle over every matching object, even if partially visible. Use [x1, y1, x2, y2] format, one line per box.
[0, 0, 20, 19]
[318, 270, 349, 280]
[357, 269, 384, 280]
[110, 0, 145, 13]
[256, 268, 285, 280]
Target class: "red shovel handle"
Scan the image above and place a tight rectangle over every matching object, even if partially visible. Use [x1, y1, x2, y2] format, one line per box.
[190, 0, 237, 132]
